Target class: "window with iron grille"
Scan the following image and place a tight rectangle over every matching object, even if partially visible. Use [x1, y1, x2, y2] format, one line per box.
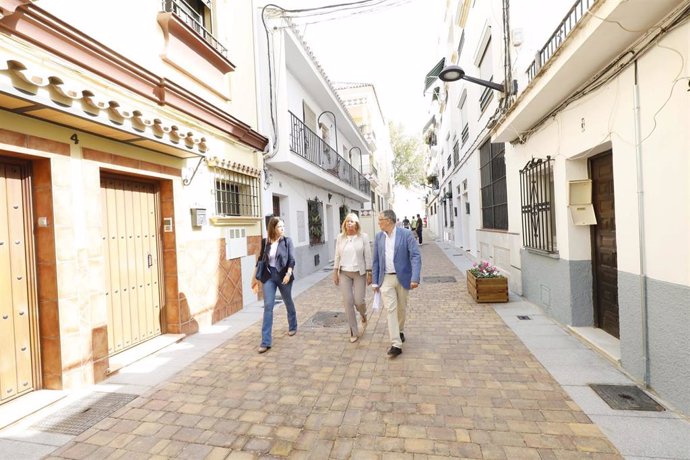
[213, 169, 260, 217]
[307, 199, 324, 245]
[480, 140, 508, 230]
[447, 155, 452, 169]
[520, 156, 557, 253]
[453, 141, 459, 167]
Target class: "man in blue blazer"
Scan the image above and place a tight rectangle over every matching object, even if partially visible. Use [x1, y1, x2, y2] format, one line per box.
[372, 209, 422, 357]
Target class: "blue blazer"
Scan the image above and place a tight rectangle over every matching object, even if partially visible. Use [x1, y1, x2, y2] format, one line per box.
[257, 236, 295, 283]
[372, 228, 421, 289]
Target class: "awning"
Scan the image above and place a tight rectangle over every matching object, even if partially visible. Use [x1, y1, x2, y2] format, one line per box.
[424, 58, 445, 92]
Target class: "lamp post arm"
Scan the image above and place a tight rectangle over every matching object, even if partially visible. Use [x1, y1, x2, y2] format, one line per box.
[461, 75, 505, 92]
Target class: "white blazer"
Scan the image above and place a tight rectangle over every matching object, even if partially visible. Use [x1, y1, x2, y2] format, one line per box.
[333, 232, 373, 276]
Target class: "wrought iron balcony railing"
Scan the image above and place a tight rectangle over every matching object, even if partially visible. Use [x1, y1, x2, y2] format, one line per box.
[289, 111, 370, 195]
[526, 0, 597, 82]
[162, 0, 228, 59]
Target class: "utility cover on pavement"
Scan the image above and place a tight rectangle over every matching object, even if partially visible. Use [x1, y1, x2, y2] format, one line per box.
[589, 384, 665, 411]
[303, 311, 348, 328]
[423, 276, 457, 283]
[31, 392, 138, 435]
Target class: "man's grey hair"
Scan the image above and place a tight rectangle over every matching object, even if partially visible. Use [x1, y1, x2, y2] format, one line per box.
[380, 209, 396, 223]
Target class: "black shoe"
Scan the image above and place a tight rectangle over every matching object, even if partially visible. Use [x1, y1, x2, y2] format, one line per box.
[387, 346, 402, 357]
[400, 332, 405, 343]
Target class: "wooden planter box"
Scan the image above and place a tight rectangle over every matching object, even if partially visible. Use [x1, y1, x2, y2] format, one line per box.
[467, 270, 509, 303]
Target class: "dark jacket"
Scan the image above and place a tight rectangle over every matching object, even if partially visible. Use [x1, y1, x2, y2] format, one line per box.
[257, 236, 296, 283]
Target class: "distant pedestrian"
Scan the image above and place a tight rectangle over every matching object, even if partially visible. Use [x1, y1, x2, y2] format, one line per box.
[402, 216, 410, 229]
[415, 213, 423, 244]
[333, 213, 372, 343]
[372, 210, 421, 358]
[410, 216, 418, 241]
[395, 218, 402, 228]
[252, 217, 297, 353]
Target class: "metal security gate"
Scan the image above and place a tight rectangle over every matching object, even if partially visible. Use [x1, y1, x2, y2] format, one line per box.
[0, 159, 38, 404]
[101, 175, 162, 355]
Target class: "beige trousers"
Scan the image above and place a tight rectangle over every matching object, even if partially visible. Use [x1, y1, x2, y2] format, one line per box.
[338, 270, 367, 337]
[381, 273, 408, 348]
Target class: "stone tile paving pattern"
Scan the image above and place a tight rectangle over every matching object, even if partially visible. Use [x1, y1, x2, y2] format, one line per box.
[47, 242, 622, 459]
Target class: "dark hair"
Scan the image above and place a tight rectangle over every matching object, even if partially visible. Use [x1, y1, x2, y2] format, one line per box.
[267, 216, 283, 241]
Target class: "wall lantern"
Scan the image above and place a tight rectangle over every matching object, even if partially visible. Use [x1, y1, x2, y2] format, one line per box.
[439, 65, 517, 94]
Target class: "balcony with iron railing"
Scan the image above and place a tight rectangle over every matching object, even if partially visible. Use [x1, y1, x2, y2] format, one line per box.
[289, 111, 370, 195]
[162, 0, 228, 59]
[526, 0, 596, 82]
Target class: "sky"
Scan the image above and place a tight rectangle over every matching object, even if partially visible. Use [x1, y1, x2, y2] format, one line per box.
[287, 0, 445, 136]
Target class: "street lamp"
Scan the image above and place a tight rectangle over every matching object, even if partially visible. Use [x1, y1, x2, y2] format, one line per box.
[317, 111, 338, 150]
[438, 65, 517, 94]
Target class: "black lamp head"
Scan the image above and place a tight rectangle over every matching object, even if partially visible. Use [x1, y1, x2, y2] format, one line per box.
[439, 65, 465, 83]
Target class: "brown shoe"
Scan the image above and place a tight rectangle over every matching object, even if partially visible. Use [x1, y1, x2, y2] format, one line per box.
[288, 330, 296, 336]
[258, 346, 269, 353]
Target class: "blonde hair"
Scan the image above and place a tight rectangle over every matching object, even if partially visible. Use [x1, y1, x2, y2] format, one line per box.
[340, 212, 361, 235]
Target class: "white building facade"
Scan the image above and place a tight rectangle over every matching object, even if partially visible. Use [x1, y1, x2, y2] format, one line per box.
[254, 10, 371, 277]
[428, 0, 690, 416]
[335, 83, 395, 238]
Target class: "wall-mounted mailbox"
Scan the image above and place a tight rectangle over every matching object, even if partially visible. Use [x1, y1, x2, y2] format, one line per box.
[568, 180, 596, 225]
[190, 208, 207, 227]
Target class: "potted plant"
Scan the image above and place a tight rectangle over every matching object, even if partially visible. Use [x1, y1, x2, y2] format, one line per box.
[467, 261, 509, 303]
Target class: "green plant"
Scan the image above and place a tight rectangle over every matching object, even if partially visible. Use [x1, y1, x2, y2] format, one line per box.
[308, 202, 323, 244]
[469, 261, 503, 278]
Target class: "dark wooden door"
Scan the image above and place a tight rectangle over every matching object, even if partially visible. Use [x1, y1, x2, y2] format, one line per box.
[590, 152, 619, 338]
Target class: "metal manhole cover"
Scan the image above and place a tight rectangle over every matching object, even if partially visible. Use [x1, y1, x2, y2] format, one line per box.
[303, 311, 348, 328]
[589, 384, 665, 411]
[423, 276, 457, 283]
[31, 392, 138, 435]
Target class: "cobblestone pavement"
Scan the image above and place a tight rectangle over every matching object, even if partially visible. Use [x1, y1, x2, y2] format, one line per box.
[47, 242, 621, 459]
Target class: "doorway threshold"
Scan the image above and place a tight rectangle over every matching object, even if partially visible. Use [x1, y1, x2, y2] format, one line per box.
[569, 326, 621, 365]
[107, 334, 185, 376]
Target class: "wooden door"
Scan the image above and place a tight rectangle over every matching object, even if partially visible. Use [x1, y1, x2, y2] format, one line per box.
[0, 160, 37, 404]
[590, 152, 619, 338]
[101, 175, 162, 355]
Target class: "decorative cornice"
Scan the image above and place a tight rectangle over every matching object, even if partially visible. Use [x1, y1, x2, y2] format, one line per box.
[0, 3, 267, 151]
[0, 0, 32, 20]
[0, 56, 208, 155]
[206, 156, 261, 178]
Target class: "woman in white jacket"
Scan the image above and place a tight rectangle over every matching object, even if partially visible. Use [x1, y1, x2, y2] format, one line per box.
[333, 213, 373, 342]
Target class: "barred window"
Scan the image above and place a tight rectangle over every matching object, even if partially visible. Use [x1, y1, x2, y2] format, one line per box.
[308, 199, 324, 245]
[520, 157, 557, 253]
[480, 140, 508, 230]
[212, 168, 260, 217]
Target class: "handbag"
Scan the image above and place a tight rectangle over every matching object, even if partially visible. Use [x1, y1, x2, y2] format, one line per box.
[255, 239, 269, 281]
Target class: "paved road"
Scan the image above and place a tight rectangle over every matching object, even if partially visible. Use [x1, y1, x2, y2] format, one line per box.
[42, 241, 624, 459]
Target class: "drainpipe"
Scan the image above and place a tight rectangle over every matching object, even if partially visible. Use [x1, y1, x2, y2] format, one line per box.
[633, 59, 650, 387]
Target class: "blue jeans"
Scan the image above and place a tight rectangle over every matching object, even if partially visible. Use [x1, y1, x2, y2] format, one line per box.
[261, 267, 297, 347]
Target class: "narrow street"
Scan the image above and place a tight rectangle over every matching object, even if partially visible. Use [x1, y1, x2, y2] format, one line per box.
[33, 240, 633, 459]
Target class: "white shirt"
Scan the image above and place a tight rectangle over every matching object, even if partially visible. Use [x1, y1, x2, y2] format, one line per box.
[268, 241, 279, 267]
[384, 227, 396, 273]
[339, 235, 359, 272]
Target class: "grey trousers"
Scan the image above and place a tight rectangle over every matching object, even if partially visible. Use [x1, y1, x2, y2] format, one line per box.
[338, 270, 367, 337]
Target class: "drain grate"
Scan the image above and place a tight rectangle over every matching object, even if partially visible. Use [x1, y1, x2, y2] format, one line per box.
[31, 392, 138, 435]
[423, 276, 457, 283]
[517, 315, 531, 320]
[589, 384, 665, 411]
[303, 311, 348, 328]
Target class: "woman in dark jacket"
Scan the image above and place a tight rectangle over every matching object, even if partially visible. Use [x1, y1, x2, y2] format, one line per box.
[252, 217, 297, 353]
